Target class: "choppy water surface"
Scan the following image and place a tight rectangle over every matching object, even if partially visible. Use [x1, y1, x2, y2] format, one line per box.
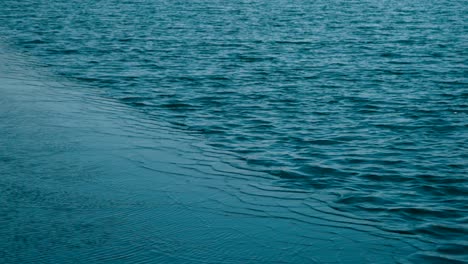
[1, 0, 467, 263]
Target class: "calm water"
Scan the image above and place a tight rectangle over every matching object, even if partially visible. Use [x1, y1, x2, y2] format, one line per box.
[1, 0, 467, 263]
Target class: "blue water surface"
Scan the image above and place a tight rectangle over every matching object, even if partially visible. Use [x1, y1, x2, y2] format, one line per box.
[0, 0, 467, 263]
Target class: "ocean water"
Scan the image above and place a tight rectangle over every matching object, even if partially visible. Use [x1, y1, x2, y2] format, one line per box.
[0, 0, 467, 263]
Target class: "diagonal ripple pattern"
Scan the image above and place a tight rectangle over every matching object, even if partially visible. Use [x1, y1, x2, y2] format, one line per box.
[0, 0, 467, 263]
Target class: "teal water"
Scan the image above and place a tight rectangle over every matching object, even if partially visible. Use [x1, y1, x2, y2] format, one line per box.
[0, 0, 467, 263]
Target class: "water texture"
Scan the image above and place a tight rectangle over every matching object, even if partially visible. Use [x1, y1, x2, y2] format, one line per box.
[0, 0, 467, 263]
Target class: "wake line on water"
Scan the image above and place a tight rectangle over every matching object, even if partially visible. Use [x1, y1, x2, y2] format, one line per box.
[0, 45, 434, 263]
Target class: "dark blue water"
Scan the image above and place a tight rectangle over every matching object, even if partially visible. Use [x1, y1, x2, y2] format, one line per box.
[1, 0, 467, 263]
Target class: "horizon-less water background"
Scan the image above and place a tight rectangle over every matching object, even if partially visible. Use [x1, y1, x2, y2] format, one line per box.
[1, 0, 467, 263]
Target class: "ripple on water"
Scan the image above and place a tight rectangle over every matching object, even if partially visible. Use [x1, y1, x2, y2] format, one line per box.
[0, 0, 467, 263]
